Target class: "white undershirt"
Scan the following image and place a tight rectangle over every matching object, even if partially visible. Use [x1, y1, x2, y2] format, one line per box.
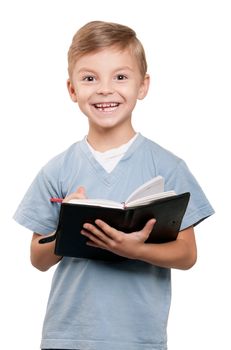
[85, 133, 139, 173]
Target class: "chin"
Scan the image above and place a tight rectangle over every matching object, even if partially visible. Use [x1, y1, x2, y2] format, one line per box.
[90, 117, 124, 128]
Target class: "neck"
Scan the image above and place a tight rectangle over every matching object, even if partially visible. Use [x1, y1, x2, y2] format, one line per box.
[87, 126, 136, 152]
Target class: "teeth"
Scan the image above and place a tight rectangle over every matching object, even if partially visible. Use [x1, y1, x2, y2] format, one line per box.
[94, 102, 119, 108]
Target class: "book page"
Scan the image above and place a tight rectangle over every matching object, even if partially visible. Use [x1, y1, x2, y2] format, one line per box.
[67, 198, 123, 209]
[125, 176, 164, 204]
[125, 190, 176, 208]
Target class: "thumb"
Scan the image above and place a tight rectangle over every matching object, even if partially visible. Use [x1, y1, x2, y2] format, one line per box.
[76, 186, 86, 198]
[142, 218, 156, 239]
[63, 186, 87, 202]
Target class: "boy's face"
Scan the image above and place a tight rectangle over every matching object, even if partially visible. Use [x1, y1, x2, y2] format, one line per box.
[67, 47, 149, 132]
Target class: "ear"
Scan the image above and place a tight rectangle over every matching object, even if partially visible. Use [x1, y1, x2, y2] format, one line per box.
[137, 74, 150, 100]
[67, 79, 78, 102]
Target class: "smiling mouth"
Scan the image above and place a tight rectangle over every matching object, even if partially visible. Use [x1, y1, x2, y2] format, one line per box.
[93, 102, 120, 112]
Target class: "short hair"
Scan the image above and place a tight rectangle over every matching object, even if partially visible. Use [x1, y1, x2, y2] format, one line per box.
[68, 21, 147, 78]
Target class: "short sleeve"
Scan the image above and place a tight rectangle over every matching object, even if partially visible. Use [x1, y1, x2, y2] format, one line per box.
[164, 160, 214, 230]
[13, 167, 62, 235]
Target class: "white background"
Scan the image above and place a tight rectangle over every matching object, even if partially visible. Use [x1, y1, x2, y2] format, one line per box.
[1, 0, 230, 349]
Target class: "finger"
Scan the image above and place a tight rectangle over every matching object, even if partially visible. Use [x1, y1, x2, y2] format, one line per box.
[141, 219, 156, 239]
[76, 186, 86, 197]
[63, 186, 86, 202]
[82, 222, 113, 245]
[81, 228, 108, 248]
[94, 219, 119, 239]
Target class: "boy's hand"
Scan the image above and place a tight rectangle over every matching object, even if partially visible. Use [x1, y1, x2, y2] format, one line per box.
[81, 218, 156, 260]
[63, 186, 86, 203]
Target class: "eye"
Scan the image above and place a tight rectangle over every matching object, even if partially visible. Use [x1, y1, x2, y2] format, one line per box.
[115, 74, 128, 81]
[82, 75, 96, 82]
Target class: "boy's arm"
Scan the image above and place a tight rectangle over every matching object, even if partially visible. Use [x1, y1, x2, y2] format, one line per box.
[81, 220, 197, 270]
[30, 186, 87, 272]
[30, 233, 62, 271]
[136, 225, 197, 269]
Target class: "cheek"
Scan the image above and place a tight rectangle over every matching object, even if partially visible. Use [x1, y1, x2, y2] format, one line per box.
[75, 91, 88, 103]
[123, 81, 142, 97]
[75, 85, 95, 101]
[126, 88, 141, 103]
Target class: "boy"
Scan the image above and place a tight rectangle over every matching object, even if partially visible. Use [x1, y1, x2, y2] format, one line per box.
[14, 21, 214, 350]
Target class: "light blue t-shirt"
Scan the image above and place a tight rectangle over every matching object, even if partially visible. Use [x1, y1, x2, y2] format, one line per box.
[14, 134, 214, 350]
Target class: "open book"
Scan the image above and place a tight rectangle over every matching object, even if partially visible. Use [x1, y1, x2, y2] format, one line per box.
[39, 176, 190, 261]
[68, 176, 175, 209]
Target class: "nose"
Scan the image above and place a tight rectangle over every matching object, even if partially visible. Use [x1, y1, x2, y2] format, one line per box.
[96, 79, 114, 95]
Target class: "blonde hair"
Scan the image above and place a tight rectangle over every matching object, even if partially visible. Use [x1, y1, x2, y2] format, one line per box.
[68, 21, 147, 78]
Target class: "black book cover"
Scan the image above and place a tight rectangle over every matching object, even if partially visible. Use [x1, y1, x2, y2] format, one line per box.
[40, 192, 190, 261]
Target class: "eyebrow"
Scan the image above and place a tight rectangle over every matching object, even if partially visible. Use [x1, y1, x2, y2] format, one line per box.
[114, 66, 134, 72]
[77, 66, 134, 74]
[77, 68, 97, 74]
